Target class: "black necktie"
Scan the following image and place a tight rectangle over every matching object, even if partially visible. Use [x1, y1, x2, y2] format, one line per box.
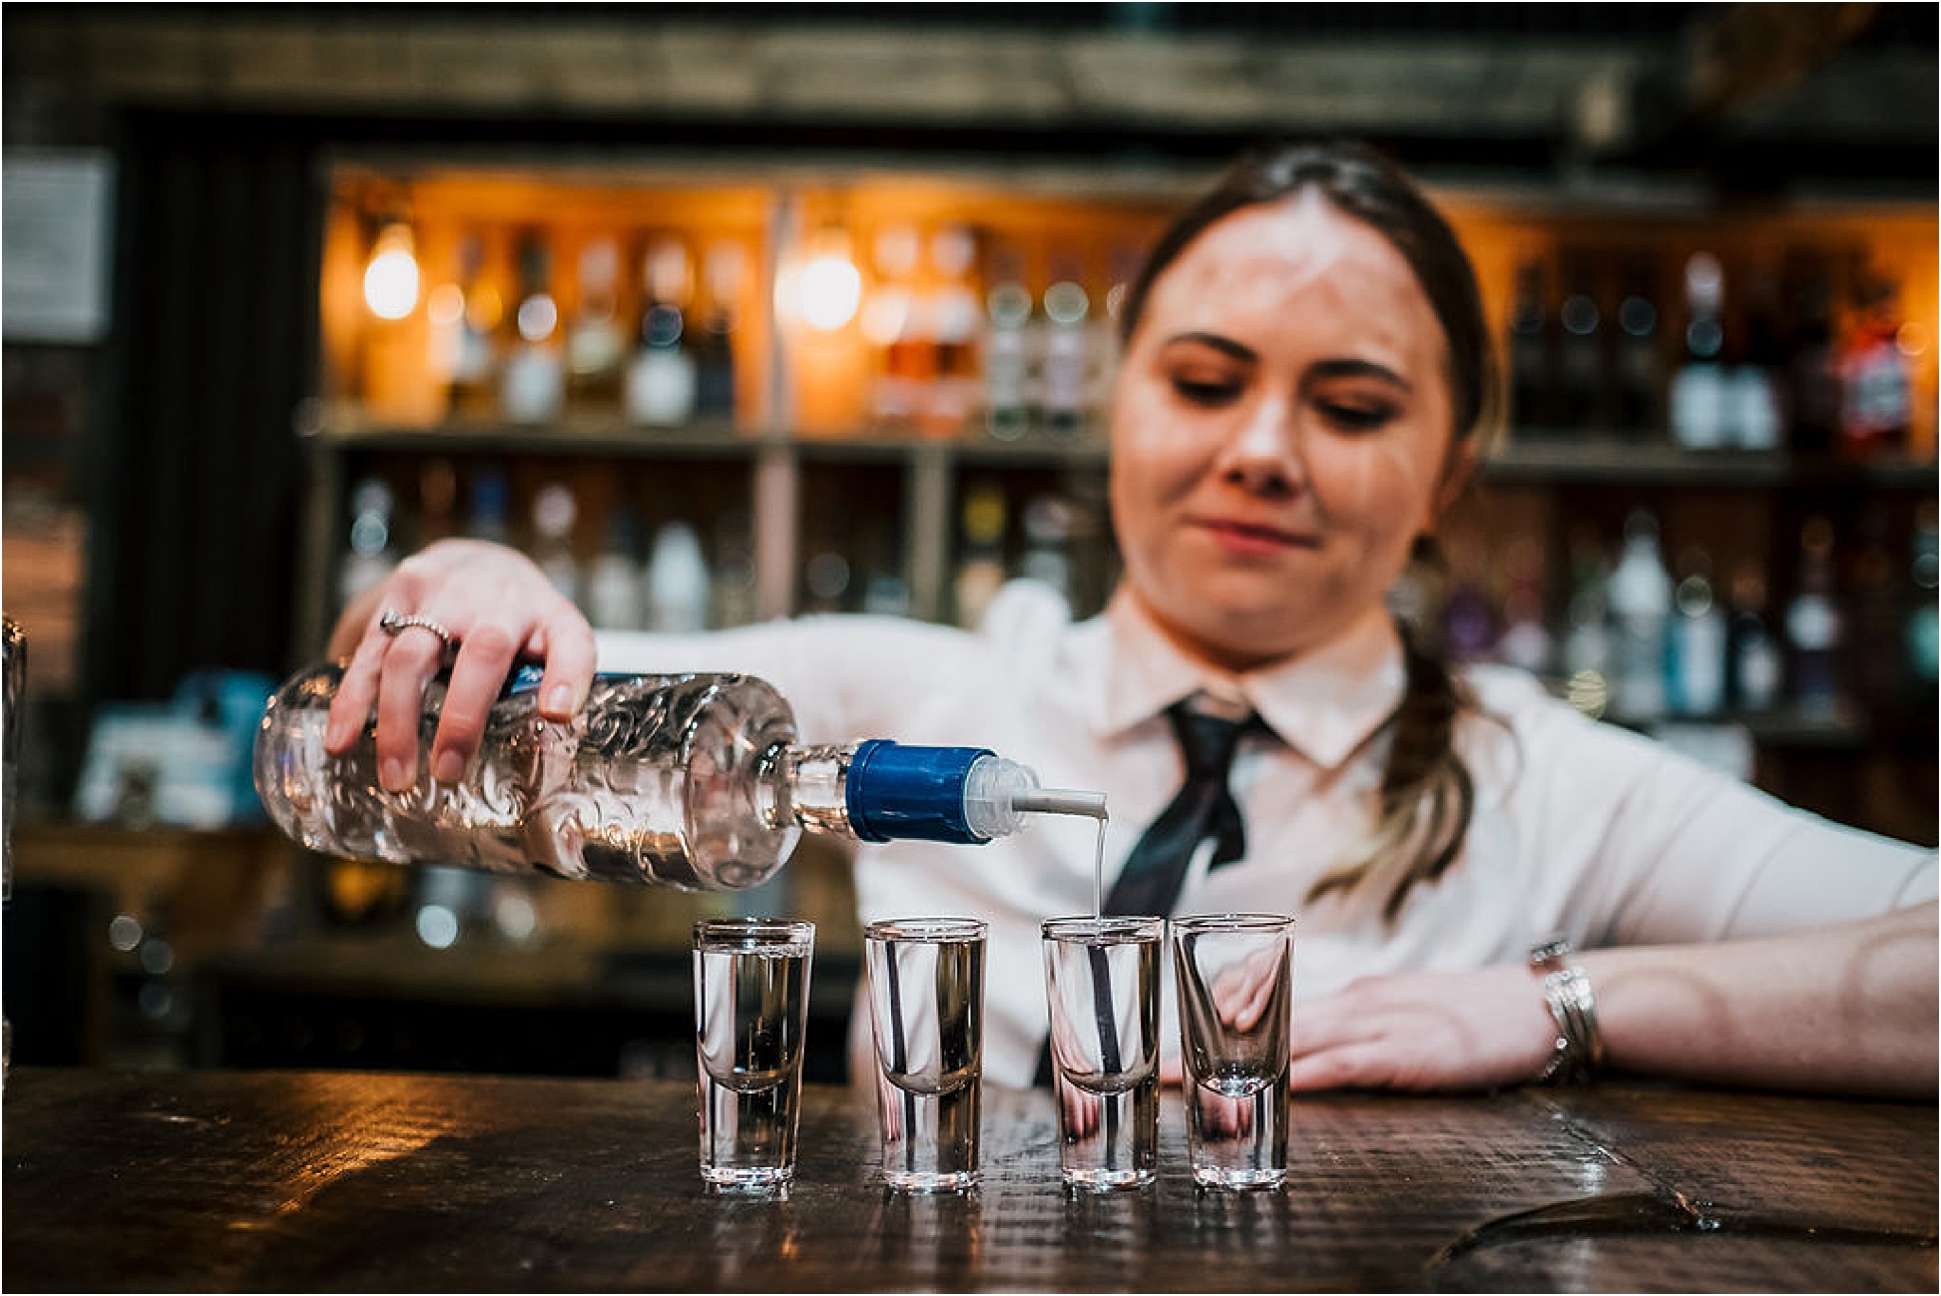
[1034, 700, 1259, 1088]
[1103, 701, 1258, 918]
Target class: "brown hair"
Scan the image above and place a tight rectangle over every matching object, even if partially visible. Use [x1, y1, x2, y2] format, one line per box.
[1119, 141, 1498, 921]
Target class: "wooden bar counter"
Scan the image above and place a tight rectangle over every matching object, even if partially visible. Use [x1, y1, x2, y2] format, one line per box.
[4, 1067, 1933, 1291]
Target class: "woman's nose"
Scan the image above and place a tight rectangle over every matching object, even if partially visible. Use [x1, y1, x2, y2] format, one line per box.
[1214, 395, 1303, 495]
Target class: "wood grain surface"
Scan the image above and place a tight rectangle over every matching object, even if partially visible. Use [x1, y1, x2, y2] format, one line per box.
[4, 1068, 1932, 1292]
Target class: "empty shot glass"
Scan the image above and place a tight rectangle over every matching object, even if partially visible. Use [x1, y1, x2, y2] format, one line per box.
[692, 917, 816, 1189]
[1042, 915, 1164, 1190]
[1173, 913, 1295, 1190]
[863, 917, 986, 1192]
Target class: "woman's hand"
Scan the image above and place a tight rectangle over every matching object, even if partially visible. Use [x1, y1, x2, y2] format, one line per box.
[1285, 964, 1556, 1093]
[323, 539, 597, 791]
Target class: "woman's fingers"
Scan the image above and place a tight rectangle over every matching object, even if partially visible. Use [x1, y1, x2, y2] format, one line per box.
[373, 626, 447, 791]
[429, 619, 526, 784]
[532, 605, 598, 722]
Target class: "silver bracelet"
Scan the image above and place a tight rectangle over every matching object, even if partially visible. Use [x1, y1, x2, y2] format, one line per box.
[1528, 936, 1606, 1085]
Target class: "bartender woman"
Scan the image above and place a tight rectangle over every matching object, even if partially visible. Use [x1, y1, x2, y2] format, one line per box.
[325, 142, 1937, 1097]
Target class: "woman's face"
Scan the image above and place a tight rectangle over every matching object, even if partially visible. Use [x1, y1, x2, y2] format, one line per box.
[1109, 193, 1463, 671]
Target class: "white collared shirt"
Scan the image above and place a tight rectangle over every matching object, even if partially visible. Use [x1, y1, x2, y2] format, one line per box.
[601, 581, 1936, 1087]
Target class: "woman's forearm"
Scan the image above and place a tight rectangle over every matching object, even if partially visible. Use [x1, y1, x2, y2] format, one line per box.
[1582, 900, 1938, 1098]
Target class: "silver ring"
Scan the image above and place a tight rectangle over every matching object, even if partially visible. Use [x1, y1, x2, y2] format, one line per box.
[377, 608, 455, 650]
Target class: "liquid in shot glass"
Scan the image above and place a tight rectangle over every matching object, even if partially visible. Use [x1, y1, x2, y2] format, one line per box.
[1042, 916, 1164, 1190]
[1173, 913, 1295, 1190]
[692, 918, 816, 1189]
[863, 917, 986, 1193]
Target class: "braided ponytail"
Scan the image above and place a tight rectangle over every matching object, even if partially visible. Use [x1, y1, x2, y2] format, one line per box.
[1306, 619, 1476, 922]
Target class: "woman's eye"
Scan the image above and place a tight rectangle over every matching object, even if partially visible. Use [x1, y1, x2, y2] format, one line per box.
[1171, 376, 1242, 407]
[1318, 402, 1395, 432]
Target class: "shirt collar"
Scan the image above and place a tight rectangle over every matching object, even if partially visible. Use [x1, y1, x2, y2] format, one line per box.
[1075, 590, 1406, 770]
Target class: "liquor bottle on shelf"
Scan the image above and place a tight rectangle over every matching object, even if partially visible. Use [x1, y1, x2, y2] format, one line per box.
[501, 231, 565, 425]
[1847, 507, 1901, 716]
[444, 235, 503, 418]
[1613, 254, 1663, 438]
[647, 520, 710, 633]
[1730, 267, 1785, 452]
[1558, 534, 1613, 717]
[983, 251, 1032, 442]
[693, 241, 745, 423]
[339, 478, 398, 613]
[1669, 252, 1728, 451]
[923, 224, 982, 439]
[564, 237, 628, 411]
[1506, 260, 1554, 438]
[1607, 511, 1671, 723]
[1039, 254, 1092, 441]
[954, 481, 1008, 628]
[1907, 501, 1939, 703]
[530, 482, 580, 605]
[1554, 250, 1606, 433]
[1837, 272, 1912, 461]
[862, 224, 926, 429]
[257, 667, 1104, 891]
[1018, 495, 1075, 611]
[801, 548, 852, 615]
[710, 509, 759, 629]
[586, 504, 646, 632]
[1783, 254, 1842, 459]
[1665, 551, 1726, 718]
[625, 237, 698, 427]
[1494, 537, 1552, 677]
[415, 458, 460, 550]
[1723, 566, 1783, 715]
[1784, 517, 1844, 720]
[466, 468, 512, 545]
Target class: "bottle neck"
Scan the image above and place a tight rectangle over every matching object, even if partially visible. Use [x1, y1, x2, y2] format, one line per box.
[770, 743, 861, 839]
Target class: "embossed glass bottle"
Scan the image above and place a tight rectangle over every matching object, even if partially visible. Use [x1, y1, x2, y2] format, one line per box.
[255, 665, 1099, 891]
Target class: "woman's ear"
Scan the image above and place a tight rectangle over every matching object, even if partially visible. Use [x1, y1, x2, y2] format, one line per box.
[1433, 438, 1478, 517]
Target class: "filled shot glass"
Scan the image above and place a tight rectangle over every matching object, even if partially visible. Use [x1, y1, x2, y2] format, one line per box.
[863, 917, 986, 1192]
[1042, 916, 1164, 1190]
[1173, 913, 1295, 1190]
[692, 917, 816, 1189]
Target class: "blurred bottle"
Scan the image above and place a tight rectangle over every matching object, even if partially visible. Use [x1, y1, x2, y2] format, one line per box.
[1784, 517, 1843, 719]
[1723, 566, 1783, 714]
[625, 237, 697, 427]
[1554, 250, 1606, 432]
[1608, 511, 1671, 722]
[1613, 254, 1663, 438]
[801, 548, 851, 616]
[564, 237, 628, 411]
[923, 225, 982, 438]
[862, 224, 927, 430]
[1507, 260, 1554, 437]
[1906, 501, 1939, 703]
[710, 509, 759, 629]
[1731, 266, 1785, 452]
[1018, 495, 1075, 609]
[586, 504, 646, 631]
[530, 481, 580, 604]
[1838, 272, 1912, 461]
[1559, 536, 1612, 719]
[1040, 254, 1092, 441]
[984, 251, 1032, 442]
[501, 231, 565, 424]
[445, 234, 503, 417]
[1782, 253, 1842, 459]
[466, 468, 511, 545]
[1665, 551, 1726, 717]
[647, 520, 709, 633]
[416, 458, 460, 548]
[339, 478, 399, 612]
[1494, 537, 1553, 676]
[954, 481, 1008, 628]
[1669, 252, 1728, 451]
[694, 241, 746, 422]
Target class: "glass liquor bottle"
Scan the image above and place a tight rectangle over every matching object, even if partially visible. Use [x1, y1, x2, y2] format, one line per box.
[444, 234, 503, 418]
[256, 668, 1105, 892]
[1506, 260, 1554, 438]
[1607, 510, 1672, 723]
[1039, 253, 1091, 441]
[564, 237, 627, 411]
[983, 251, 1032, 442]
[862, 224, 927, 430]
[1784, 517, 1844, 720]
[530, 481, 580, 606]
[1669, 252, 1728, 451]
[922, 224, 982, 439]
[586, 504, 646, 632]
[625, 237, 698, 427]
[1613, 254, 1663, 439]
[1838, 273, 1912, 462]
[1554, 250, 1606, 433]
[693, 241, 746, 422]
[501, 231, 565, 425]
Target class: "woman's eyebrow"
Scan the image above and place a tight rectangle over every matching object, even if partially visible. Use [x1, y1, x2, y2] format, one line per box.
[1161, 332, 1257, 364]
[1304, 358, 1413, 392]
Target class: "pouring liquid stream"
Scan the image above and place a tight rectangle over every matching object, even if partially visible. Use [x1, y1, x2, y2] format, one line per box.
[1010, 787, 1110, 918]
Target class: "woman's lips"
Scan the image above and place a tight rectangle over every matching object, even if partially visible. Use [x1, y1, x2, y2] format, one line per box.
[1192, 517, 1318, 557]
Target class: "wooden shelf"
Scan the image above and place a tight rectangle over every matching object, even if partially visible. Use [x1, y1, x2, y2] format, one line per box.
[1483, 439, 1936, 488]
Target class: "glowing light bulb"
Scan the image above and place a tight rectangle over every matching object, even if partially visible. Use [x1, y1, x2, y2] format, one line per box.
[798, 253, 862, 331]
[363, 223, 420, 321]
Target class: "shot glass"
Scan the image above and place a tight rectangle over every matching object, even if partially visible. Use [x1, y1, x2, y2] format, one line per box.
[692, 917, 816, 1189]
[1172, 913, 1295, 1190]
[1042, 916, 1164, 1190]
[863, 917, 986, 1192]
